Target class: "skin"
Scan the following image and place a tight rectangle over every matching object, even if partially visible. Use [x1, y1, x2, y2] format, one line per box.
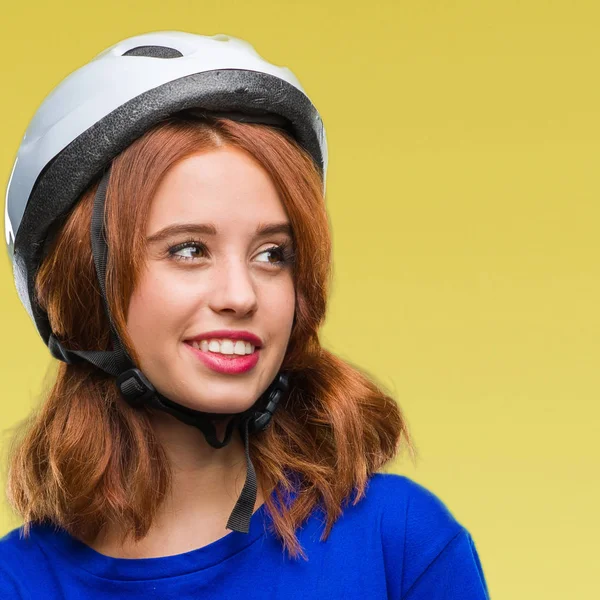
[92, 147, 296, 558]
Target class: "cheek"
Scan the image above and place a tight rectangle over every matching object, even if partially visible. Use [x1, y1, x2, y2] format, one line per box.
[262, 277, 296, 336]
[127, 270, 198, 346]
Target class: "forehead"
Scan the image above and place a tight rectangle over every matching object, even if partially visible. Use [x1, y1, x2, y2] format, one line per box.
[147, 147, 287, 232]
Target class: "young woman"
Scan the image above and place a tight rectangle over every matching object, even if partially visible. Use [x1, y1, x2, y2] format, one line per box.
[0, 31, 490, 599]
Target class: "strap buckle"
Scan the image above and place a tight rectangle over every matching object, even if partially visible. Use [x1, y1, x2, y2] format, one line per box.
[116, 368, 156, 407]
[248, 372, 289, 434]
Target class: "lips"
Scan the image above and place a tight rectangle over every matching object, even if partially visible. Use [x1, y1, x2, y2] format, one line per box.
[185, 342, 260, 374]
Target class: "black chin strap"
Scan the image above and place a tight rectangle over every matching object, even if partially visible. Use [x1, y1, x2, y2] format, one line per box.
[47, 166, 290, 533]
[226, 417, 256, 531]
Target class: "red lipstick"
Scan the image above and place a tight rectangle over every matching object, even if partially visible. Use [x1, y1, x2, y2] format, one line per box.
[184, 330, 262, 375]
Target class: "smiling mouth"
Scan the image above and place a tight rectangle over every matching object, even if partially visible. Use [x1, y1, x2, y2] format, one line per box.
[184, 339, 258, 356]
[184, 340, 260, 374]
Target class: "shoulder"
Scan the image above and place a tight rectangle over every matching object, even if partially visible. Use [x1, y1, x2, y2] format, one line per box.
[364, 472, 465, 538]
[0, 524, 53, 599]
[0, 523, 46, 557]
[352, 472, 466, 559]
[363, 473, 480, 596]
[0, 524, 44, 560]
[0, 527, 29, 598]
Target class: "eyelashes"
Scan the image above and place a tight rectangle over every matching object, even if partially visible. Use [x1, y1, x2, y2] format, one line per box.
[167, 238, 296, 268]
[167, 238, 207, 261]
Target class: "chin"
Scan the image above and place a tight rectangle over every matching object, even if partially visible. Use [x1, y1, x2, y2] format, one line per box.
[188, 401, 258, 416]
[150, 365, 270, 414]
[166, 389, 261, 415]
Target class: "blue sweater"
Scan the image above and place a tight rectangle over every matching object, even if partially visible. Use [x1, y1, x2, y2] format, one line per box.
[0, 473, 490, 599]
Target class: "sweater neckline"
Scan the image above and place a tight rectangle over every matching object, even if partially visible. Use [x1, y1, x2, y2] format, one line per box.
[32, 503, 270, 581]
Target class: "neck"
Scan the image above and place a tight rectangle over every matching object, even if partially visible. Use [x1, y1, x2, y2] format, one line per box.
[90, 411, 264, 558]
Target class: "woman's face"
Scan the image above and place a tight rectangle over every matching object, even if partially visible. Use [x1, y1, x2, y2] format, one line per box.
[126, 147, 295, 414]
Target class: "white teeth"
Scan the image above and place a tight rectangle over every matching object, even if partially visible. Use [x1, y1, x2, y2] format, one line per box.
[221, 340, 234, 354]
[190, 339, 256, 355]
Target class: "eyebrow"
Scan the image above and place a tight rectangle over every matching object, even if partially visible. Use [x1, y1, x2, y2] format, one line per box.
[146, 222, 293, 244]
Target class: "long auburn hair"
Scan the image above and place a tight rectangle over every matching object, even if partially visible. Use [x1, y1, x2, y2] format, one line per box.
[7, 114, 415, 559]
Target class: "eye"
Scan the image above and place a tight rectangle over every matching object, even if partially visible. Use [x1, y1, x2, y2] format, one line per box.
[256, 247, 282, 264]
[168, 240, 208, 261]
[255, 241, 295, 267]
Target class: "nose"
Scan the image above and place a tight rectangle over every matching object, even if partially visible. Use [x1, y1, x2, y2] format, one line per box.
[207, 256, 259, 317]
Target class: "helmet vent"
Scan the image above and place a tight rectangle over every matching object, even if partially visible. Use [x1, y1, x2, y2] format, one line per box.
[122, 45, 183, 59]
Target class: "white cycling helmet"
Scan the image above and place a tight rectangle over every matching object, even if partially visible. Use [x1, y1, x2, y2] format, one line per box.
[6, 30, 327, 328]
[3, 30, 328, 534]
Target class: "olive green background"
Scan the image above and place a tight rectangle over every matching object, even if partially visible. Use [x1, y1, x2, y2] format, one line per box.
[2, 1, 599, 597]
